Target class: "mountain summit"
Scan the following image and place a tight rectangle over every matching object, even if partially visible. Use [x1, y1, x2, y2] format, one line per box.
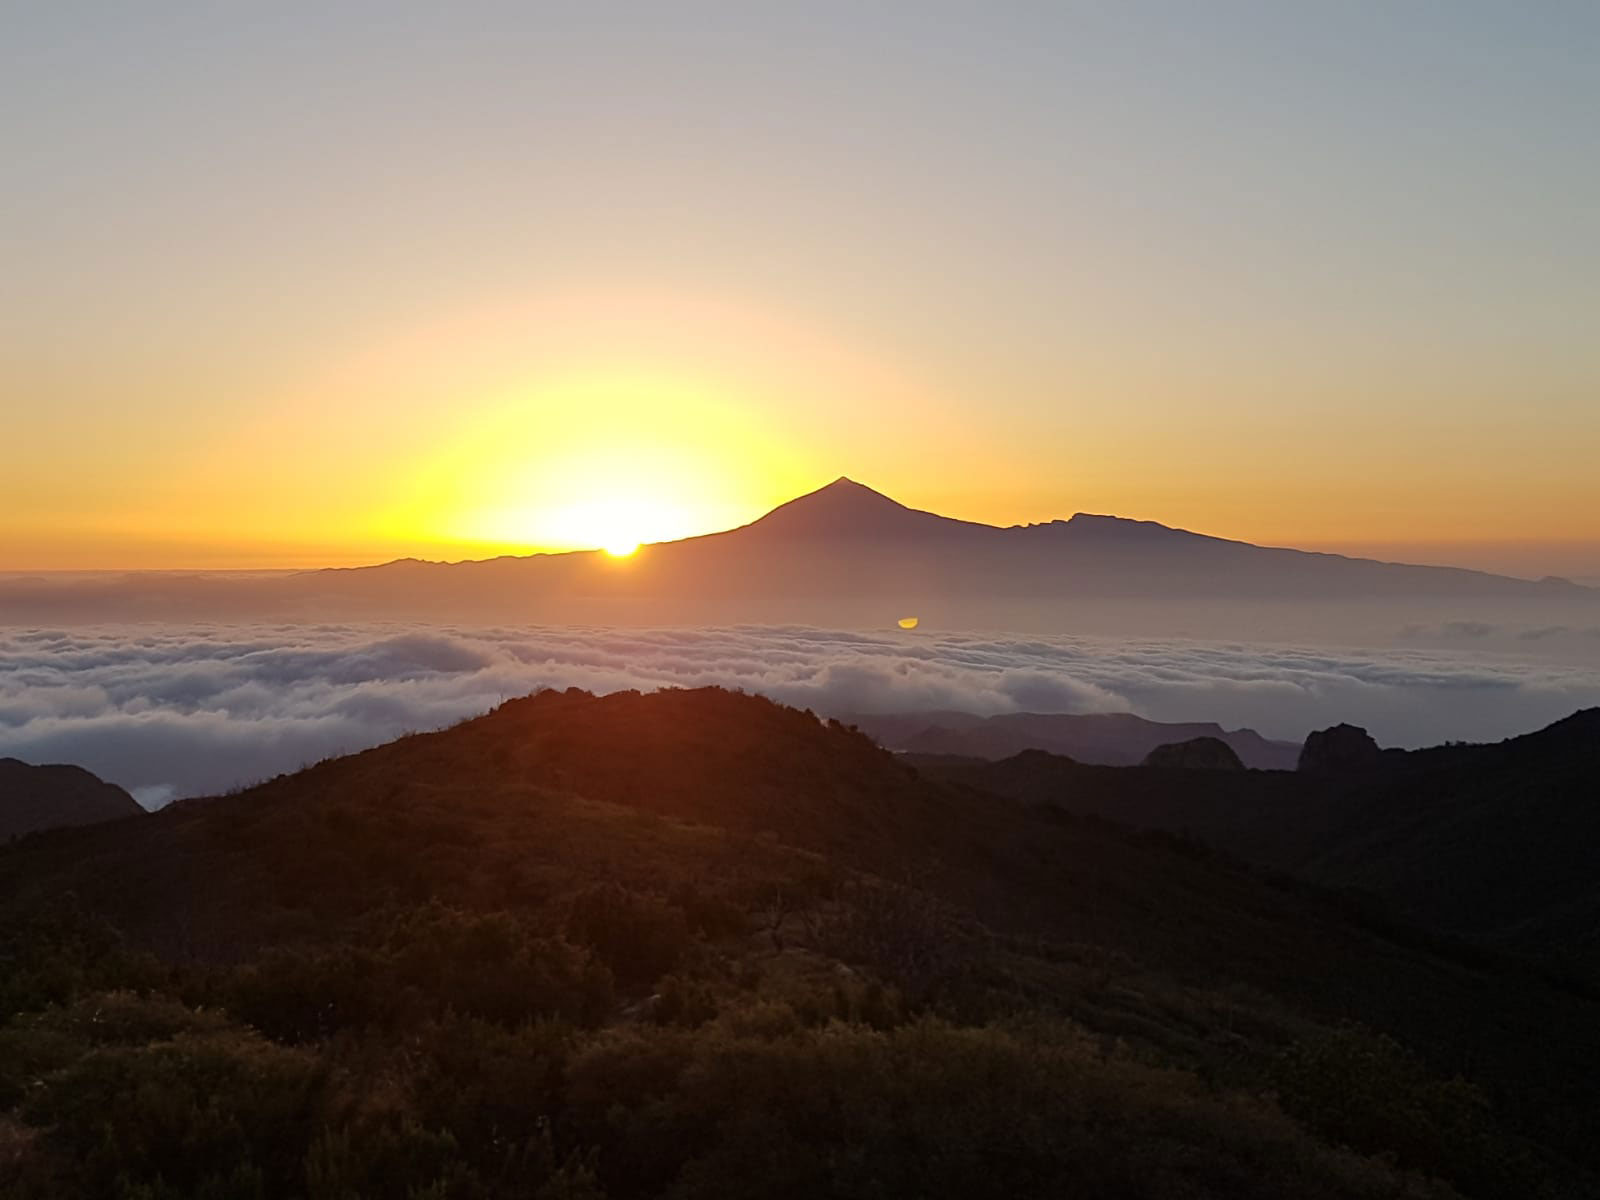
[734, 477, 990, 540]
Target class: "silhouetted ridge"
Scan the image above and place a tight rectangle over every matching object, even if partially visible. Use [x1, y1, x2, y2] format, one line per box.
[851, 709, 1300, 769]
[469, 686, 943, 860]
[0, 757, 143, 838]
[1058, 513, 1214, 542]
[1517, 706, 1600, 747]
[1142, 737, 1245, 771]
[1297, 724, 1383, 773]
[918, 704, 1600, 976]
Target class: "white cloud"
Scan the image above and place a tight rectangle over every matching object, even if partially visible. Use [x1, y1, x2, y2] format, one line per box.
[2, 623, 1597, 806]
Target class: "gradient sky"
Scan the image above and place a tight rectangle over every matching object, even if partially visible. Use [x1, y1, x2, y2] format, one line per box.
[5, 2, 1597, 572]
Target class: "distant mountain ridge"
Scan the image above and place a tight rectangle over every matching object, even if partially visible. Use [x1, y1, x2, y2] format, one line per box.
[0, 757, 142, 838]
[844, 709, 1302, 769]
[0, 476, 1590, 626]
[916, 707, 1600, 969]
[340, 478, 1589, 593]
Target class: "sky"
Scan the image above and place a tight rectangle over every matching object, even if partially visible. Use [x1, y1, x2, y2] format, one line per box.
[4, 2, 1598, 572]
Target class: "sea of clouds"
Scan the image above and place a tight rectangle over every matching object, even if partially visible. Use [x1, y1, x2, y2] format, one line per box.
[4, 623, 1599, 807]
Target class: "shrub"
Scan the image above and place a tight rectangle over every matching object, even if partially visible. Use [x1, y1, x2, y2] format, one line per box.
[20, 1030, 323, 1197]
[387, 908, 615, 1027]
[406, 1014, 575, 1159]
[0, 903, 163, 1021]
[0, 991, 231, 1108]
[1274, 1026, 1539, 1199]
[228, 945, 385, 1042]
[566, 885, 690, 990]
[651, 974, 720, 1029]
[811, 880, 965, 1003]
[566, 1016, 1456, 1200]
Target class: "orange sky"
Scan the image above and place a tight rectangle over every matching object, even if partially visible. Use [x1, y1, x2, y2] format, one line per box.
[5, 285, 1596, 577]
[5, 8, 1597, 576]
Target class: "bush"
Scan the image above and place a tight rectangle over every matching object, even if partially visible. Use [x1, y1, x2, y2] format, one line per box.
[387, 907, 615, 1027]
[20, 1029, 322, 1197]
[566, 885, 691, 990]
[1274, 1026, 1539, 1199]
[303, 1121, 461, 1200]
[406, 1014, 576, 1160]
[0, 992, 230, 1107]
[566, 1015, 1456, 1200]
[652, 974, 720, 1028]
[228, 909, 615, 1040]
[228, 945, 385, 1042]
[811, 880, 966, 1004]
[0, 903, 163, 1021]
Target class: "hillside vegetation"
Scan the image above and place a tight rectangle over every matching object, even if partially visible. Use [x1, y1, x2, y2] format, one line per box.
[1, 688, 1596, 1198]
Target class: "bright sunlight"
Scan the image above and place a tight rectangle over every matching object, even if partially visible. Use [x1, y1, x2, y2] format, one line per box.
[548, 497, 655, 559]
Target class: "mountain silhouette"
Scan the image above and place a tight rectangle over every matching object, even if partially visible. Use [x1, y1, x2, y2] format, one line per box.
[632, 479, 1591, 603]
[918, 708, 1600, 969]
[0, 477, 1591, 627]
[0, 757, 142, 839]
[847, 710, 1301, 769]
[1141, 736, 1246, 770]
[732, 477, 991, 540]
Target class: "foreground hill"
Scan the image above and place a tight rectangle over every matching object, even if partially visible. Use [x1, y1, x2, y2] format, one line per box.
[847, 708, 1301, 768]
[915, 708, 1600, 970]
[0, 757, 142, 839]
[1, 688, 1596, 1198]
[1, 479, 1591, 633]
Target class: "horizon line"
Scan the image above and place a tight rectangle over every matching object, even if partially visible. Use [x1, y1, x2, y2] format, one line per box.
[6, 476, 1596, 584]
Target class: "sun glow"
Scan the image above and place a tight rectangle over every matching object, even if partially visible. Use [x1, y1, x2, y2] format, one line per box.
[202, 293, 932, 567]
[529, 494, 672, 558]
[373, 353, 829, 558]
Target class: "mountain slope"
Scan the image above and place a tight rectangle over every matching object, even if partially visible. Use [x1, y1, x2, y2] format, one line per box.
[0, 757, 142, 838]
[1, 688, 1596, 1198]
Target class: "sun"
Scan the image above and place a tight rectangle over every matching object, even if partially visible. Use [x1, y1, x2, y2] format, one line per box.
[545, 497, 652, 559]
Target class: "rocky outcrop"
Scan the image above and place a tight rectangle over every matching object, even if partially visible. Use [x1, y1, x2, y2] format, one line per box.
[1142, 737, 1246, 771]
[1297, 724, 1382, 773]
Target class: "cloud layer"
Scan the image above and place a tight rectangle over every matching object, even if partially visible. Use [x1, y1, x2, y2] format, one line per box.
[4, 623, 1598, 806]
